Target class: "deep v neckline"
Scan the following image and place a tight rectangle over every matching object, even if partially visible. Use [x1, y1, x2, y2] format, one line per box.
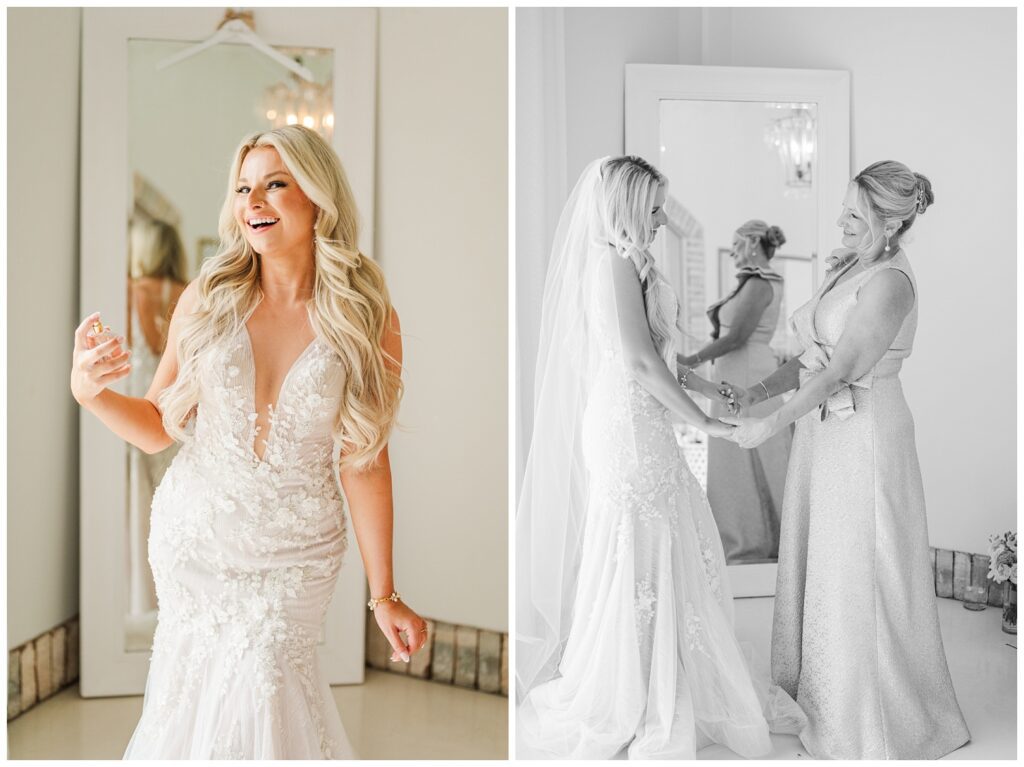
[239, 321, 318, 464]
[821, 249, 903, 301]
[819, 258, 863, 300]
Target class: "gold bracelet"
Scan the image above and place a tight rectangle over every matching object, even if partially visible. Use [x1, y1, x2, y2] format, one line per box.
[368, 592, 401, 611]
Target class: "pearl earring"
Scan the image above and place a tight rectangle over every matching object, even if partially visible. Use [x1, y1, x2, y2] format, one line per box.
[884, 233, 891, 253]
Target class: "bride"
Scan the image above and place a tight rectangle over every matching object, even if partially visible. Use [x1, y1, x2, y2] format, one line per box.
[70, 125, 427, 759]
[516, 156, 804, 759]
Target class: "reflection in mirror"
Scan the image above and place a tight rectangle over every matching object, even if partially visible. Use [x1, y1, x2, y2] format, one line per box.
[123, 39, 334, 651]
[124, 214, 187, 650]
[658, 99, 818, 566]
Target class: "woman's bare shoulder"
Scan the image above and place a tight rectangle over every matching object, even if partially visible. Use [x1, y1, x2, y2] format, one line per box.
[173, 280, 201, 317]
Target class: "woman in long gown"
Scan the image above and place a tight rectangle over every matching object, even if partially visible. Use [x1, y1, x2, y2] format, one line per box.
[722, 161, 970, 759]
[70, 125, 428, 759]
[680, 220, 790, 563]
[516, 156, 805, 760]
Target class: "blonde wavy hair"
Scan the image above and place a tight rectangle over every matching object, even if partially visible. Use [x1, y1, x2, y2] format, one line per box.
[158, 125, 402, 471]
[598, 155, 678, 363]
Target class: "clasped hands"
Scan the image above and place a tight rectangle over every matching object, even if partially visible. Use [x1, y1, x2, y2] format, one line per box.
[719, 411, 778, 449]
[696, 378, 777, 449]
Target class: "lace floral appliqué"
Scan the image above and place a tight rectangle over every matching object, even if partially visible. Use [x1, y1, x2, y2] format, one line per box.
[635, 576, 656, 634]
[683, 602, 711, 657]
[132, 326, 349, 758]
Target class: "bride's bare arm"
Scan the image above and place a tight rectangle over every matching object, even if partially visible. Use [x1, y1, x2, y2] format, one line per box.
[71, 281, 198, 454]
[340, 309, 427, 663]
[607, 253, 732, 437]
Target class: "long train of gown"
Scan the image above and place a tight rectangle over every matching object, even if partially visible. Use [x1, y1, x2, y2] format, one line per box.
[123, 319, 354, 759]
[518, 261, 805, 759]
[773, 251, 970, 759]
[707, 278, 791, 563]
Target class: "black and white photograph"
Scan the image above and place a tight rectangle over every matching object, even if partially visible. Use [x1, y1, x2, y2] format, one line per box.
[515, 6, 1016, 760]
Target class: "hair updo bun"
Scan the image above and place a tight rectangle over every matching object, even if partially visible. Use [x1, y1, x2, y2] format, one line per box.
[765, 225, 787, 249]
[736, 219, 786, 260]
[854, 161, 935, 239]
[913, 173, 934, 215]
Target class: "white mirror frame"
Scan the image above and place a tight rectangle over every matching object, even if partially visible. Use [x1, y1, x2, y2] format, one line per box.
[80, 7, 377, 697]
[625, 63, 850, 598]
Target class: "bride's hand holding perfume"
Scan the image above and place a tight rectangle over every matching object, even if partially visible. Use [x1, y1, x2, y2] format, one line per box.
[71, 311, 131, 404]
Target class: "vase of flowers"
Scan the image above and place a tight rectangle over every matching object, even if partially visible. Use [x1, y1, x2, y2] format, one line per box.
[988, 531, 1017, 634]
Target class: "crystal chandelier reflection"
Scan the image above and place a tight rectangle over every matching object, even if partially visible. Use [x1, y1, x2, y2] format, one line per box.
[262, 65, 334, 141]
[763, 105, 816, 189]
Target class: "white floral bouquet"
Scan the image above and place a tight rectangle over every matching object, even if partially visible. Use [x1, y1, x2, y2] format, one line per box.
[988, 531, 1017, 585]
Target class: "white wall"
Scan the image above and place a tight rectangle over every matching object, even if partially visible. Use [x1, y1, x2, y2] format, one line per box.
[516, 7, 1016, 556]
[724, 7, 1016, 555]
[377, 8, 508, 632]
[515, 8, 566, 489]
[7, 8, 83, 649]
[563, 7, 702, 186]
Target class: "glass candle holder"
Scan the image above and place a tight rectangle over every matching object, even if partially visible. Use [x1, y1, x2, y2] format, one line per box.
[963, 584, 988, 611]
[1002, 582, 1017, 634]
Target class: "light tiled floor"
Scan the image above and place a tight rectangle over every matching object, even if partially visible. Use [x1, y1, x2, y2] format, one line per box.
[697, 596, 1017, 760]
[8, 670, 508, 759]
[515, 596, 1016, 760]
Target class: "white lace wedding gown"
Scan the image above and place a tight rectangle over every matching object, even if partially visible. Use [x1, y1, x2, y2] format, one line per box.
[518, 251, 803, 759]
[123, 319, 354, 759]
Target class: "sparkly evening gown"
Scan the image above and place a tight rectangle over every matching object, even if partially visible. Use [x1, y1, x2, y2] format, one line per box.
[123, 309, 355, 759]
[772, 251, 970, 759]
[707, 278, 791, 563]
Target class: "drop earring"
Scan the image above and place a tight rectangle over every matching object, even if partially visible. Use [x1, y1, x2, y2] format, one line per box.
[884, 233, 891, 253]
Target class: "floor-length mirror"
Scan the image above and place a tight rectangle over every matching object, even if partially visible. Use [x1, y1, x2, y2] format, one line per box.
[81, 7, 377, 697]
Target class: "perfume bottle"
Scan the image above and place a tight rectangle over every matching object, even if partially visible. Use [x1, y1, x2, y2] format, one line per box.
[87, 319, 121, 359]
[88, 319, 113, 345]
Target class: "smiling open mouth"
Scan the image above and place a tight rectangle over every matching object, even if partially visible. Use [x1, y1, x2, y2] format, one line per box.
[248, 217, 279, 231]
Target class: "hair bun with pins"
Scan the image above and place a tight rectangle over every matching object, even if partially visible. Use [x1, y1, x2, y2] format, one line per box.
[913, 172, 934, 215]
[766, 225, 787, 248]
